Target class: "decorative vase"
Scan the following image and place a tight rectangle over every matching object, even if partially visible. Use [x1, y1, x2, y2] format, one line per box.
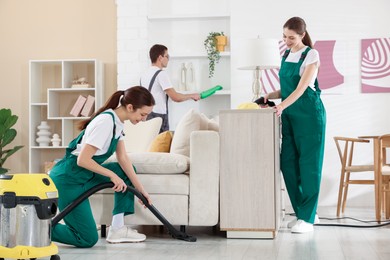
[180, 63, 187, 91]
[215, 35, 228, 52]
[186, 62, 196, 91]
[51, 133, 61, 147]
[36, 121, 52, 146]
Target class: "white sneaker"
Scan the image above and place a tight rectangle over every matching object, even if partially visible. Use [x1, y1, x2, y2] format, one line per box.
[287, 217, 298, 228]
[291, 220, 314, 233]
[106, 226, 146, 243]
[314, 214, 320, 225]
[287, 215, 319, 228]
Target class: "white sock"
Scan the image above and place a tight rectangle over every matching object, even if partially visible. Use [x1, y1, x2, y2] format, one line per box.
[111, 213, 124, 230]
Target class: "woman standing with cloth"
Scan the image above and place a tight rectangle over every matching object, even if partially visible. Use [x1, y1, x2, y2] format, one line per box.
[265, 17, 326, 233]
[50, 86, 155, 247]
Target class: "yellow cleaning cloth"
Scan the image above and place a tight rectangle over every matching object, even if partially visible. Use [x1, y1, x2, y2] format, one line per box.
[237, 102, 260, 109]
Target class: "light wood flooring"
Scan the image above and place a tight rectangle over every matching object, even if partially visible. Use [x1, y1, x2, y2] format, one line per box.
[40, 207, 390, 260]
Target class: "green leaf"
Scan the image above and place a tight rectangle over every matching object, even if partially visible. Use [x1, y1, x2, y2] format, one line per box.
[0, 167, 9, 174]
[0, 109, 17, 139]
[4, 115, 18, 129]
[0, 145, 24, 166]
[0, 108, 11, 125]
[1, 129, 17, 147]
[0, 124, 6, 139]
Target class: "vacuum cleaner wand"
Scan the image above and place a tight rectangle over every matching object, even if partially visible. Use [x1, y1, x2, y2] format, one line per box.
[52, 182, 197, 242]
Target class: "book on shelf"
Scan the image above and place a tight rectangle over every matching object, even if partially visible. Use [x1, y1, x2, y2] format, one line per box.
[80, 95, 95, 117]
[71, 83, 91, 88]
[69, 95, 87, 117]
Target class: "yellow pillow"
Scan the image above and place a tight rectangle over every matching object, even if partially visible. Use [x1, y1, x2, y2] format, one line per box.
[148, 131, 173, 153]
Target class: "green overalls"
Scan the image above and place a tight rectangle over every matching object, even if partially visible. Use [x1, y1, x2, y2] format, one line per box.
[279, 47, 326, 224]
[50, 112, 134, 248]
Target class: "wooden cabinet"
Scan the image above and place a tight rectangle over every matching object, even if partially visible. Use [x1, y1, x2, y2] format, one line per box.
[219, 109, 282, 238]
[29, 59, 103, 173]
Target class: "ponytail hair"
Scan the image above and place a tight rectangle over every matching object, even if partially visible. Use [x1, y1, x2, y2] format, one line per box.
[283, 17, 313, 48]
[78, 86, 155, 130]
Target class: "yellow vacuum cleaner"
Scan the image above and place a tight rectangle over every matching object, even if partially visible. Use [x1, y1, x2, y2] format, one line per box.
[0, 173, 60, 260]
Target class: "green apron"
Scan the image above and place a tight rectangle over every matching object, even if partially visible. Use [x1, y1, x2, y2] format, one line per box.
[279, 47, 326, 224]
[50, 111, 135, 248]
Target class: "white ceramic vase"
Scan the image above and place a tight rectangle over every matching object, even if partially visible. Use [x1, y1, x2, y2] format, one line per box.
[179, 63, 187, 91]
[51, 133, 61, 147]
[36, 121, 52, 146]
[186, 62, 196, 91]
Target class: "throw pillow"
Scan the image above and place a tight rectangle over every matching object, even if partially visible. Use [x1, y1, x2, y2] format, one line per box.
[122, 117, 162, 152]
[148, 131, 173, 153]
[170, 109, 201, 157]
[200, 113, 219, 132]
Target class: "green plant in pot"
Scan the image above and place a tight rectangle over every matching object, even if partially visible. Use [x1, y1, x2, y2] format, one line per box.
[0, 108, 24, 174]
[204, 31, 225, 78]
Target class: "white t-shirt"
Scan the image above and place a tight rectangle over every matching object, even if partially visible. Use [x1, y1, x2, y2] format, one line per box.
[285, 46, 320, 90]
[140, 66, 173, 114]
[72, 109, 124, 156]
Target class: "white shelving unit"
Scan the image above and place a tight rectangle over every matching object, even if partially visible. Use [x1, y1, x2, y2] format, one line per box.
[29, 59, 103, 173]
[169, 51, 230, 59]
[147, 14, 230, 21]
[147, 0, 231, 128]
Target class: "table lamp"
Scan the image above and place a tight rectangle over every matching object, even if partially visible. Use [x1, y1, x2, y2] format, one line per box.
[238, 38, 280, 100]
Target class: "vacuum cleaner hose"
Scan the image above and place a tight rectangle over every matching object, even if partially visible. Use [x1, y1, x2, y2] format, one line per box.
[52, 182, 197, 242]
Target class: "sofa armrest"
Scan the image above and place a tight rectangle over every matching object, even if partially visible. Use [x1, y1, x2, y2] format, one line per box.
[189, 130, 219, 226]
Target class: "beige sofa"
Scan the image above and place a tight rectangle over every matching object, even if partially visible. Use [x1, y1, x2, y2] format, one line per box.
[90, 111, 220, 232]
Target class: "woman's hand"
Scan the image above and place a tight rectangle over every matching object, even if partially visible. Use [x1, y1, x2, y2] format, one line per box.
[274, 104, 284, 117]
[263, 94, 270, 103]
[137, 189, 152, 208]
[110, 174, 127, 193]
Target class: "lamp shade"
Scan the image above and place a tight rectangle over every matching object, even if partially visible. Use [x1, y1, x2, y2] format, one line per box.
[238, 38, 280, 70]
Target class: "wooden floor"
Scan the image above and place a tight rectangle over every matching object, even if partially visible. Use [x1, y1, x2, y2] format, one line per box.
[45, 207, 390, 260]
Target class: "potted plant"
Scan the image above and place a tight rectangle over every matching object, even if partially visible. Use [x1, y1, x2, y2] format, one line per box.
[204, 31, 225, 78]
[0, 108, 24, 174]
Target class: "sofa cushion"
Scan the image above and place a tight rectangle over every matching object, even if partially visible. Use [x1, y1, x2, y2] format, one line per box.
[129, 152, 189, 174]
[148, 131, 173, 153]
[125, 194, 189, 225]
[138, 174, 189, 195]
[94, 173, 189, 196]
[170, 109, 201, 157]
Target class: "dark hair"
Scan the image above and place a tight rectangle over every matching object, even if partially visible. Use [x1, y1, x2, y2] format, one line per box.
[149, 44, 168, 63]
[79, 86, 155, 130]
[283, 17, 313, 48]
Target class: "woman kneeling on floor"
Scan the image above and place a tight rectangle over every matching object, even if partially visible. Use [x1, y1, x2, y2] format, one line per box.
[50, 86, 154, 247]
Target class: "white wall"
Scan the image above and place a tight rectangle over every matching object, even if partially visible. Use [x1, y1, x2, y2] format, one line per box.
[117, 0, 390, 207]
[116, 0, 148, 89]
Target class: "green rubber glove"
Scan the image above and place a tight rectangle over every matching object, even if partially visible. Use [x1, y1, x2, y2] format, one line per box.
[200, 85, 223, 99]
